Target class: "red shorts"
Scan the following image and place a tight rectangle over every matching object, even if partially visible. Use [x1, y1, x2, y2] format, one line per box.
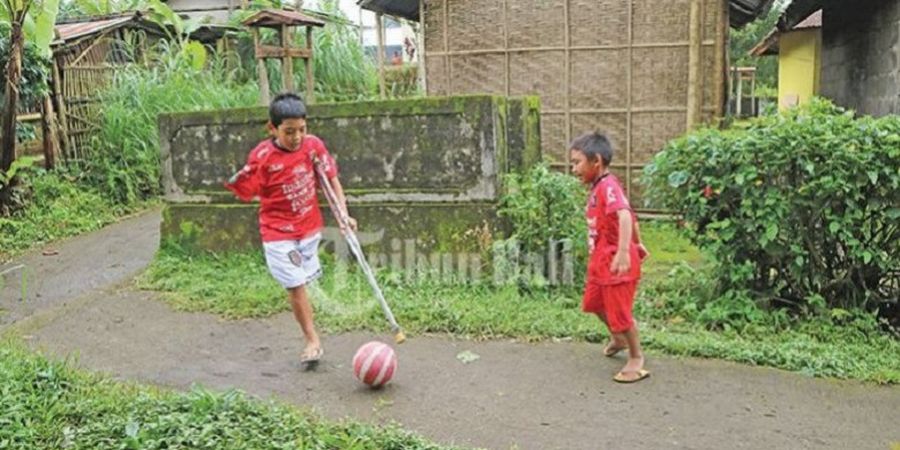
[582, 280, 637, 333]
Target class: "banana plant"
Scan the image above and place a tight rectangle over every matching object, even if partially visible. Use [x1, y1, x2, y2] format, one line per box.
[0, 0, 59, 56]
[0, 0, 57, 183]
[144, 0, 207, 70]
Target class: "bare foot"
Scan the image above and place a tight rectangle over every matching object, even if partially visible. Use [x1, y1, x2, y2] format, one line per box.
[300, 343, 323, 365]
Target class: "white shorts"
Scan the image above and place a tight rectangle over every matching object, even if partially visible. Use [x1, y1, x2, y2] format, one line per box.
[263, 234, 323, 289]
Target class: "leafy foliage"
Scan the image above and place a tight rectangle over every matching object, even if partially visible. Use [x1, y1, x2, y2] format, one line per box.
[0, 0, 60, 56]
[0, 22, 50, 113]
[643, 99, 900, 322]
[497, 164, 588, 287]
[58, 0, 146, 20]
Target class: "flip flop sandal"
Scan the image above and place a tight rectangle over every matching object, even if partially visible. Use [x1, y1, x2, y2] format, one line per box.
[603, 342, 627, 357]
[613, 369, 650, 383]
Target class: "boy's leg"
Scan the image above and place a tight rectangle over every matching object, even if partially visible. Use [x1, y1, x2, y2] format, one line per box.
[604, 281, 648, 382]
[612, 324, 644, 380]
[596, 312, 628, 356]
[586, 282, 628, 356]
[287, 285, 321, 358]
[263, 236, 325, 362]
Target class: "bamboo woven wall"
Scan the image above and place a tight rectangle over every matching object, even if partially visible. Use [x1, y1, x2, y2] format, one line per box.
[423, 0, 727, 209]
[53, 28, 144, 160]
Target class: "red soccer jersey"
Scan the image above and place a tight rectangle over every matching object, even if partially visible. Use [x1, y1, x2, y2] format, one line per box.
[585, 173, 641, 285]
[225, 136, 338, 242]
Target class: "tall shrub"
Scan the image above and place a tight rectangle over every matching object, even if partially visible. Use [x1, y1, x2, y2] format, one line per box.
[644, 99, 899, 320]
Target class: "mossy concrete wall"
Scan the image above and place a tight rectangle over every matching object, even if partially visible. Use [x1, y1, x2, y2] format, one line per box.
[159, 95, 540, 255]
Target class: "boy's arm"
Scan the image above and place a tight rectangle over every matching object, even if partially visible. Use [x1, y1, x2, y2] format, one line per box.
[633, 216, 649, 260]
[611, 209, 633, 275]
[329, 175, 357, 231]
[224, 157, 261, 202]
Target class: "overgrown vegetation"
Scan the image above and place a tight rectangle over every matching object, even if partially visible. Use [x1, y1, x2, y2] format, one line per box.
[0, 22, 50, 115]
[0, 170, 131, 257]
[0, 36, 257, 260]
[497, 164, 588, 287]
[644, 99, 900, 326]
[0, 342, 459, 449]
[81, 41, 258, 204]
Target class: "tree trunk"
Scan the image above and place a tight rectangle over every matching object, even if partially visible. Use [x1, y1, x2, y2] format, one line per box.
[42, 94, 58, 169]
[1, 21, 24, 174]
[0, 20, 25, 210]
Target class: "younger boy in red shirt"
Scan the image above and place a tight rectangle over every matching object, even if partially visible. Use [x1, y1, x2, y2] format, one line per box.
[570, 132, 649, 383]
[225, 93, 356, 367]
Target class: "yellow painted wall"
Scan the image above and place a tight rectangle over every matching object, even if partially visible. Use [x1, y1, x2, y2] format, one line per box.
[778, 29, 822, 110]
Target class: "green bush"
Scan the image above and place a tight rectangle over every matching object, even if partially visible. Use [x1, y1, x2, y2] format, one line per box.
[497, 164, 588, 287]
[644, 99, 900, 322]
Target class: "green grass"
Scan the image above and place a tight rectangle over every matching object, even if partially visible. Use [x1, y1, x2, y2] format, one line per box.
[638, 221, 705, 281]
[138, 223, 900, 384]
[0, 173, 153, 263]
[0, 341, 460, 450]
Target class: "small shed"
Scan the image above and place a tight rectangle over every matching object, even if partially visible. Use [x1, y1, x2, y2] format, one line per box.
[50, 12, 229, 159]
[241, 9, 325, 105]
[750, 10, 822, 110]
[778, 0, 898, 117]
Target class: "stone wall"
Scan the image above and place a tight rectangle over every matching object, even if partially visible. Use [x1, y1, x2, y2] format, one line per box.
[159, 95, 541, 257]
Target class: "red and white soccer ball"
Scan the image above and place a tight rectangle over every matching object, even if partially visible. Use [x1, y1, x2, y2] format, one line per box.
[352, 341, 397, 388]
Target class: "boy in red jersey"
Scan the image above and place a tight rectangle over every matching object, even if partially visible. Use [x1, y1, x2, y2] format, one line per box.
[570, 132, 649, 383]
[225, 93, 356, 367]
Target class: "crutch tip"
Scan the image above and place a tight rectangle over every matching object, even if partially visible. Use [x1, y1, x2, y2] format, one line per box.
[394, 331, 407, 344]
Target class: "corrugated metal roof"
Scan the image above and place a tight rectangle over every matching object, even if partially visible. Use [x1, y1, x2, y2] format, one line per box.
[793, 9, 822, 30]
[52, 11, 233, 50]
[54, 14, 139, 45]
[780, 0, 823, 30]
[749, 10, 822, 57]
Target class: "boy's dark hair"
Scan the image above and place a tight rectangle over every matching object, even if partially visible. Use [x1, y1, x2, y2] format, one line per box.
[569, 132, 613, 166]
[269, 93, 307, 127]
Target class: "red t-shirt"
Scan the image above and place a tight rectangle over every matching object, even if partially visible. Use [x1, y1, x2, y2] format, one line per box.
[585, 173, 641, 285]
[225, 136, 338, 242]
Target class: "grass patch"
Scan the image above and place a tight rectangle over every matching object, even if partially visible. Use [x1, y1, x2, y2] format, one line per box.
[638, 221, 704, 281]
[0, 341, 461, 449]
[0, 173, 153, 263]
[139, 223, 900, 384]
